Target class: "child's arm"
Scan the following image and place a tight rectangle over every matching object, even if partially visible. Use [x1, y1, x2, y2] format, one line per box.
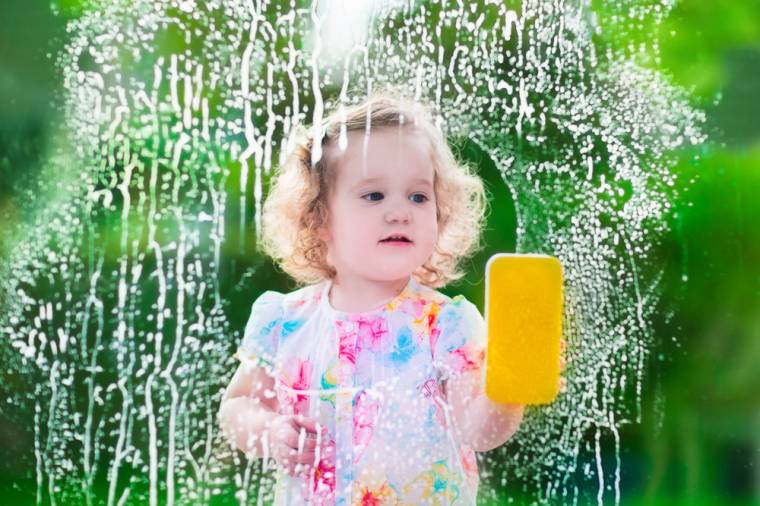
[443, 367, 525, 453]
[218, 362, 281, 458]
[218, 362, 329, 476]
[444, 336, 568, 452]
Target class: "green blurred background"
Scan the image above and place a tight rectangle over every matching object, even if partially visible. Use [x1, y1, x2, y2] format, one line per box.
[1, 0, 758, 504]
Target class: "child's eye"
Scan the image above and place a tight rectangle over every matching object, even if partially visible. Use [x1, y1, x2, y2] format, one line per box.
[361, 192, 429, 203]
[362, 192, 384, 202]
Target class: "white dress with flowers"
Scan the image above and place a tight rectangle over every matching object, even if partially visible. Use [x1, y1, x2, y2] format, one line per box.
[234, 275, 487, 505]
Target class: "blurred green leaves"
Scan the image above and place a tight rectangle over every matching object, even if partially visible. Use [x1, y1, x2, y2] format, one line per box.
[0, 0, 758, 503]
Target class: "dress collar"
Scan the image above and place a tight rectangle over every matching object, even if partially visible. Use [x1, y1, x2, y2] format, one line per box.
[320, 275, 416, 316]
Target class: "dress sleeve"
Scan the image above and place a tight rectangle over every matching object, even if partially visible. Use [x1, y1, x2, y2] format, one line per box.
[233, 290, 284, 369]
[432, 295, 487, 382]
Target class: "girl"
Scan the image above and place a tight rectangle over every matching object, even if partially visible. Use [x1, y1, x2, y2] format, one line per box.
[218, 91, 525, 505]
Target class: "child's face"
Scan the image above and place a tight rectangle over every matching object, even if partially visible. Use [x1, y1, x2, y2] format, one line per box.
[319, 127, 438, 284]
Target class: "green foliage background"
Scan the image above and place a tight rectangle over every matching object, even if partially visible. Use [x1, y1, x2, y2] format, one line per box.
[0, 0, 758, 504]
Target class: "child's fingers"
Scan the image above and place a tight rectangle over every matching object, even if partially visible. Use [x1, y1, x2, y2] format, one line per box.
[280, 424, 325, 449]
[282, 444, 335, 477]
[273, 415, 318, 440]
[274, 423, 301, 449]
[281, 427, 321, 452]
[559, 337, 568, 371]
[292, 442, 334, 465]
[283, 446, 319, 465]
[291, 450, 319, 465]
[289, 463, 312, 477]
[294, 434, 321, 455]
[289, 456, 328, 478]
[276, 448, 314, 477]
[291, 414, 325, 436]
[280, 458, 312, 478]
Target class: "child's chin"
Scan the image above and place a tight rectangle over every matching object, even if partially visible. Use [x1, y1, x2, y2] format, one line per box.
[369, 267, 416, 281]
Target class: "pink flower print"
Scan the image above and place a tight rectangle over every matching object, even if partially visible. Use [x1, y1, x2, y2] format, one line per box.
[461, 447, 477, 474]
[305, 438, 337, 505]
[448, 343, 485, 375]
[355, 482, 396, 505]
[352, 389, 380, 464]
[415, 301, 441, 348]
[351, 315, 388, 353]
[337, 321, 357, 361]
[401, 459, 461, 504]
[335, 321, 359, 384]
[384, 285, 413, 312]
[428, 327, 440, 358]
[351, 469, 398, 505]
[425, 302, 441, 332]
[459, 445, 479, 495]
[418, 378, 438, 398]
[319, 358, 340, 407]
[322, 358, 341, 387]
[418, 378, 448, 430]
[279, 357, 313, 416]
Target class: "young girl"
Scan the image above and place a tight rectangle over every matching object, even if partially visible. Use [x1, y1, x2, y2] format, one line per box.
[218, 91, 525, 505]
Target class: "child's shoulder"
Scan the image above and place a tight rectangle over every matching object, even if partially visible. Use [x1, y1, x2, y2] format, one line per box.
[252, 281, 324, 317]
[413, 280, 478, 313]
[282, 282, 324, 312]
[415, 283, 482, 323]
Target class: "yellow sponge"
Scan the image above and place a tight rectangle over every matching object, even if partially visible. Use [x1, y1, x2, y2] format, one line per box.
[484, 253, 564, 405]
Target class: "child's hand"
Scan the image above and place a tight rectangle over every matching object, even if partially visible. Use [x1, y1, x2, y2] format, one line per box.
[268, 414, 331, 477]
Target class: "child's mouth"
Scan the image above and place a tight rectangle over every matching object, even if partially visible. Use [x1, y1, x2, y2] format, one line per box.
[379, 239, 413, 246]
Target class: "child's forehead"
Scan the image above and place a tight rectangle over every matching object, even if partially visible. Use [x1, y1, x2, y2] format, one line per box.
[340, 124, 429, 145]
[332, 126, 432, 161]
[348, 174, 435, 188]
[331, 129, 435, 186]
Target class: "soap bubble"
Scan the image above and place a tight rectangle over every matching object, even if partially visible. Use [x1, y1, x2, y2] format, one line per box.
[0, 0, 705, 504]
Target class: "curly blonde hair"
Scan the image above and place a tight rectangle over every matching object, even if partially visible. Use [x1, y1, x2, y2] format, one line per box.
[259, 90, 488, 289]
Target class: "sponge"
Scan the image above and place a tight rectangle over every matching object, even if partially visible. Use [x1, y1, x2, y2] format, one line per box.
[484, 253, 564, 405]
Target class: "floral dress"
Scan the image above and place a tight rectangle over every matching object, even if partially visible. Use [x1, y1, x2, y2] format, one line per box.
[234, 275, 487, 505]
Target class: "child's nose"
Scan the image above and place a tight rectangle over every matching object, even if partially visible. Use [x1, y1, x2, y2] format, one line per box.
[384, 208, 411, 223]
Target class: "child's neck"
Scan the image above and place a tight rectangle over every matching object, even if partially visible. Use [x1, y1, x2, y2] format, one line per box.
[328, 275, 411, 313]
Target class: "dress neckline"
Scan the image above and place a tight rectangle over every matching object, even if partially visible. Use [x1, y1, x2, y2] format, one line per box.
[320, 275, 416, 317]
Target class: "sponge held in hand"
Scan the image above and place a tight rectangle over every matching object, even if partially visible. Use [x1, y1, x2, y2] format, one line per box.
[484, 253, 564, 405]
